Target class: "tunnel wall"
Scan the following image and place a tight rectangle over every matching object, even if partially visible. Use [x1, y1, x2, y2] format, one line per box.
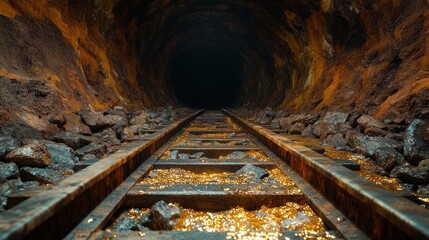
[0, 0, 428, 124]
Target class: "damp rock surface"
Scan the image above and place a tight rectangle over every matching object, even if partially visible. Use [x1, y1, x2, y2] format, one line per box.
[5, 144, 51, 167]
[20, 167, 63, 184]
[404, 119, 429, 165]
[236, 164, 269, 180]
[140, 200, 181, 230]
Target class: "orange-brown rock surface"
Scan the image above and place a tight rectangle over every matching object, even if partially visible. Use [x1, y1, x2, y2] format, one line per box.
[0, 0, 428, 124]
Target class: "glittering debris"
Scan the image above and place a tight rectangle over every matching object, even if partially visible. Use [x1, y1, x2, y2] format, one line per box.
[140, 168, 298, 188]
[324, 146, 404, 191]
[219, 151, 270, 162]
[110, 203, 334, 238]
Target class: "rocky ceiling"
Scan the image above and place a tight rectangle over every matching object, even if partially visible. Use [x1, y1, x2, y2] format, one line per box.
[0, 0, 428, 122]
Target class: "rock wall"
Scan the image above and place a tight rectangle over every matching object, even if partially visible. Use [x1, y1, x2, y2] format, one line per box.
[0, 0, 428, 125]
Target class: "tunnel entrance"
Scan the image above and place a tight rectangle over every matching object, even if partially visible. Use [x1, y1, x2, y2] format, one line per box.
[169, 44, 244, 109]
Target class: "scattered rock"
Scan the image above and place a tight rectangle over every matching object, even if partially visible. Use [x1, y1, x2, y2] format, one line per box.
[81, 111, 115, 132]
[270, 119, 280, 129]
[75, 143, 107, 158]
[322, 134, 351, 151]
[169, 150, 179, 159]
[122, 125, 140, 139]
[357, 115, 386, 129]
[278, 117, 293, 131]
[228, 151, 248, 159]
[417, 185, 429, 198]
[22, 139, 75, 170]
[236, 164, 269, 179]
[63, 113, 91, 136]
[289, 114, 319, 125]
[322, 112, 349, 124]
[347, 112, 361, 128]
[94, 128, 121, 146]
[5, 144, 51, 167]
[364, 127, 387, 136]
[105, 114, 128, 136]
[108, 106, 128, 118]
[140, 200, 181, 230]
[319, 122, 339, 140]
[130, 111, 148, 125]
[289, 123, 305, 135]
[301, 125, 315, 138]
[312, 121, 322, 138]
[20, 167, 63, 184]
[0, 162, 19, 180]
[52, 131, 93, 150]
[7, 179, 25, 192]
[2, 120, 44, 141]
[112, 218, 140, 231]
[391, 165, 429, 185]
[374, 148, 406, 172]
[0, 134, 19, 159]
[404, 119, 429, 165]
[345, 131, 402, 157]
[178, 152, 204, 160]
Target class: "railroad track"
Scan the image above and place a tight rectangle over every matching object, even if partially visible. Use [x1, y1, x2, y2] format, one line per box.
[0, 110, 428, 239]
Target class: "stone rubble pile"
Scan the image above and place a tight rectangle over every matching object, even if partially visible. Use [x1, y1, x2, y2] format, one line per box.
[0, 106, 190, 211]
[243, 107, 429, 202]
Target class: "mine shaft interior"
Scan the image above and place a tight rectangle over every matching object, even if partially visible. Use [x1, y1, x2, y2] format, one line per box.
[0, 0, 429, 239]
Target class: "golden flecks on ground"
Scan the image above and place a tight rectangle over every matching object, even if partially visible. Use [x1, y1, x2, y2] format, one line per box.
[193, 133, 248, 138]
[173, 140, 255, 147]
[219, 151, 270, 162]
[140, 168, 297, 187]
[175, 204, 328, 234]
[117, 204, 334, 238]
[324, 146, 404, 192]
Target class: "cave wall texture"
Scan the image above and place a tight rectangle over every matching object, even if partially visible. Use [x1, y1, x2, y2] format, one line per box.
[0, 0, 428, 124]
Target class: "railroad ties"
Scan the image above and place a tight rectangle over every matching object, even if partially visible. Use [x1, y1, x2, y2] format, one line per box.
[0, 110, 428, 239]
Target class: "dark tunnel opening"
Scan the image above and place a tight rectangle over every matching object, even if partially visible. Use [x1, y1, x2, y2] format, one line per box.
[168, 43, 244, 109]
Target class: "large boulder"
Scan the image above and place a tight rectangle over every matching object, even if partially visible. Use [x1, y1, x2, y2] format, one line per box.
[391, 165, 429, 185]
[374, 148, 406, 172]
[94, 128, 121, 146]
[81, 111, 115, 132]
[52, 131, 93, 150]
[105, 114, 128, 136]
[5, 144, 51, 167]
[346, 131, 403, 157]
[322, 133, 351, 151]
[75, 143, 107, 158]
[63, 113, 91, 136]
[290, 113, 319, 125]
[22, 139, 75, 170]
[404, 119, 429, 165]
[278, 117, 293, 131]
[322, 112, 349, 124]
[20, 167, 63, 184]
[130, 111, 148, 125]
[107, 106, 128, 118]
[357, 115, 386, 129]
[0, 134, 19, 159]
[289, 123, 305, 135]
